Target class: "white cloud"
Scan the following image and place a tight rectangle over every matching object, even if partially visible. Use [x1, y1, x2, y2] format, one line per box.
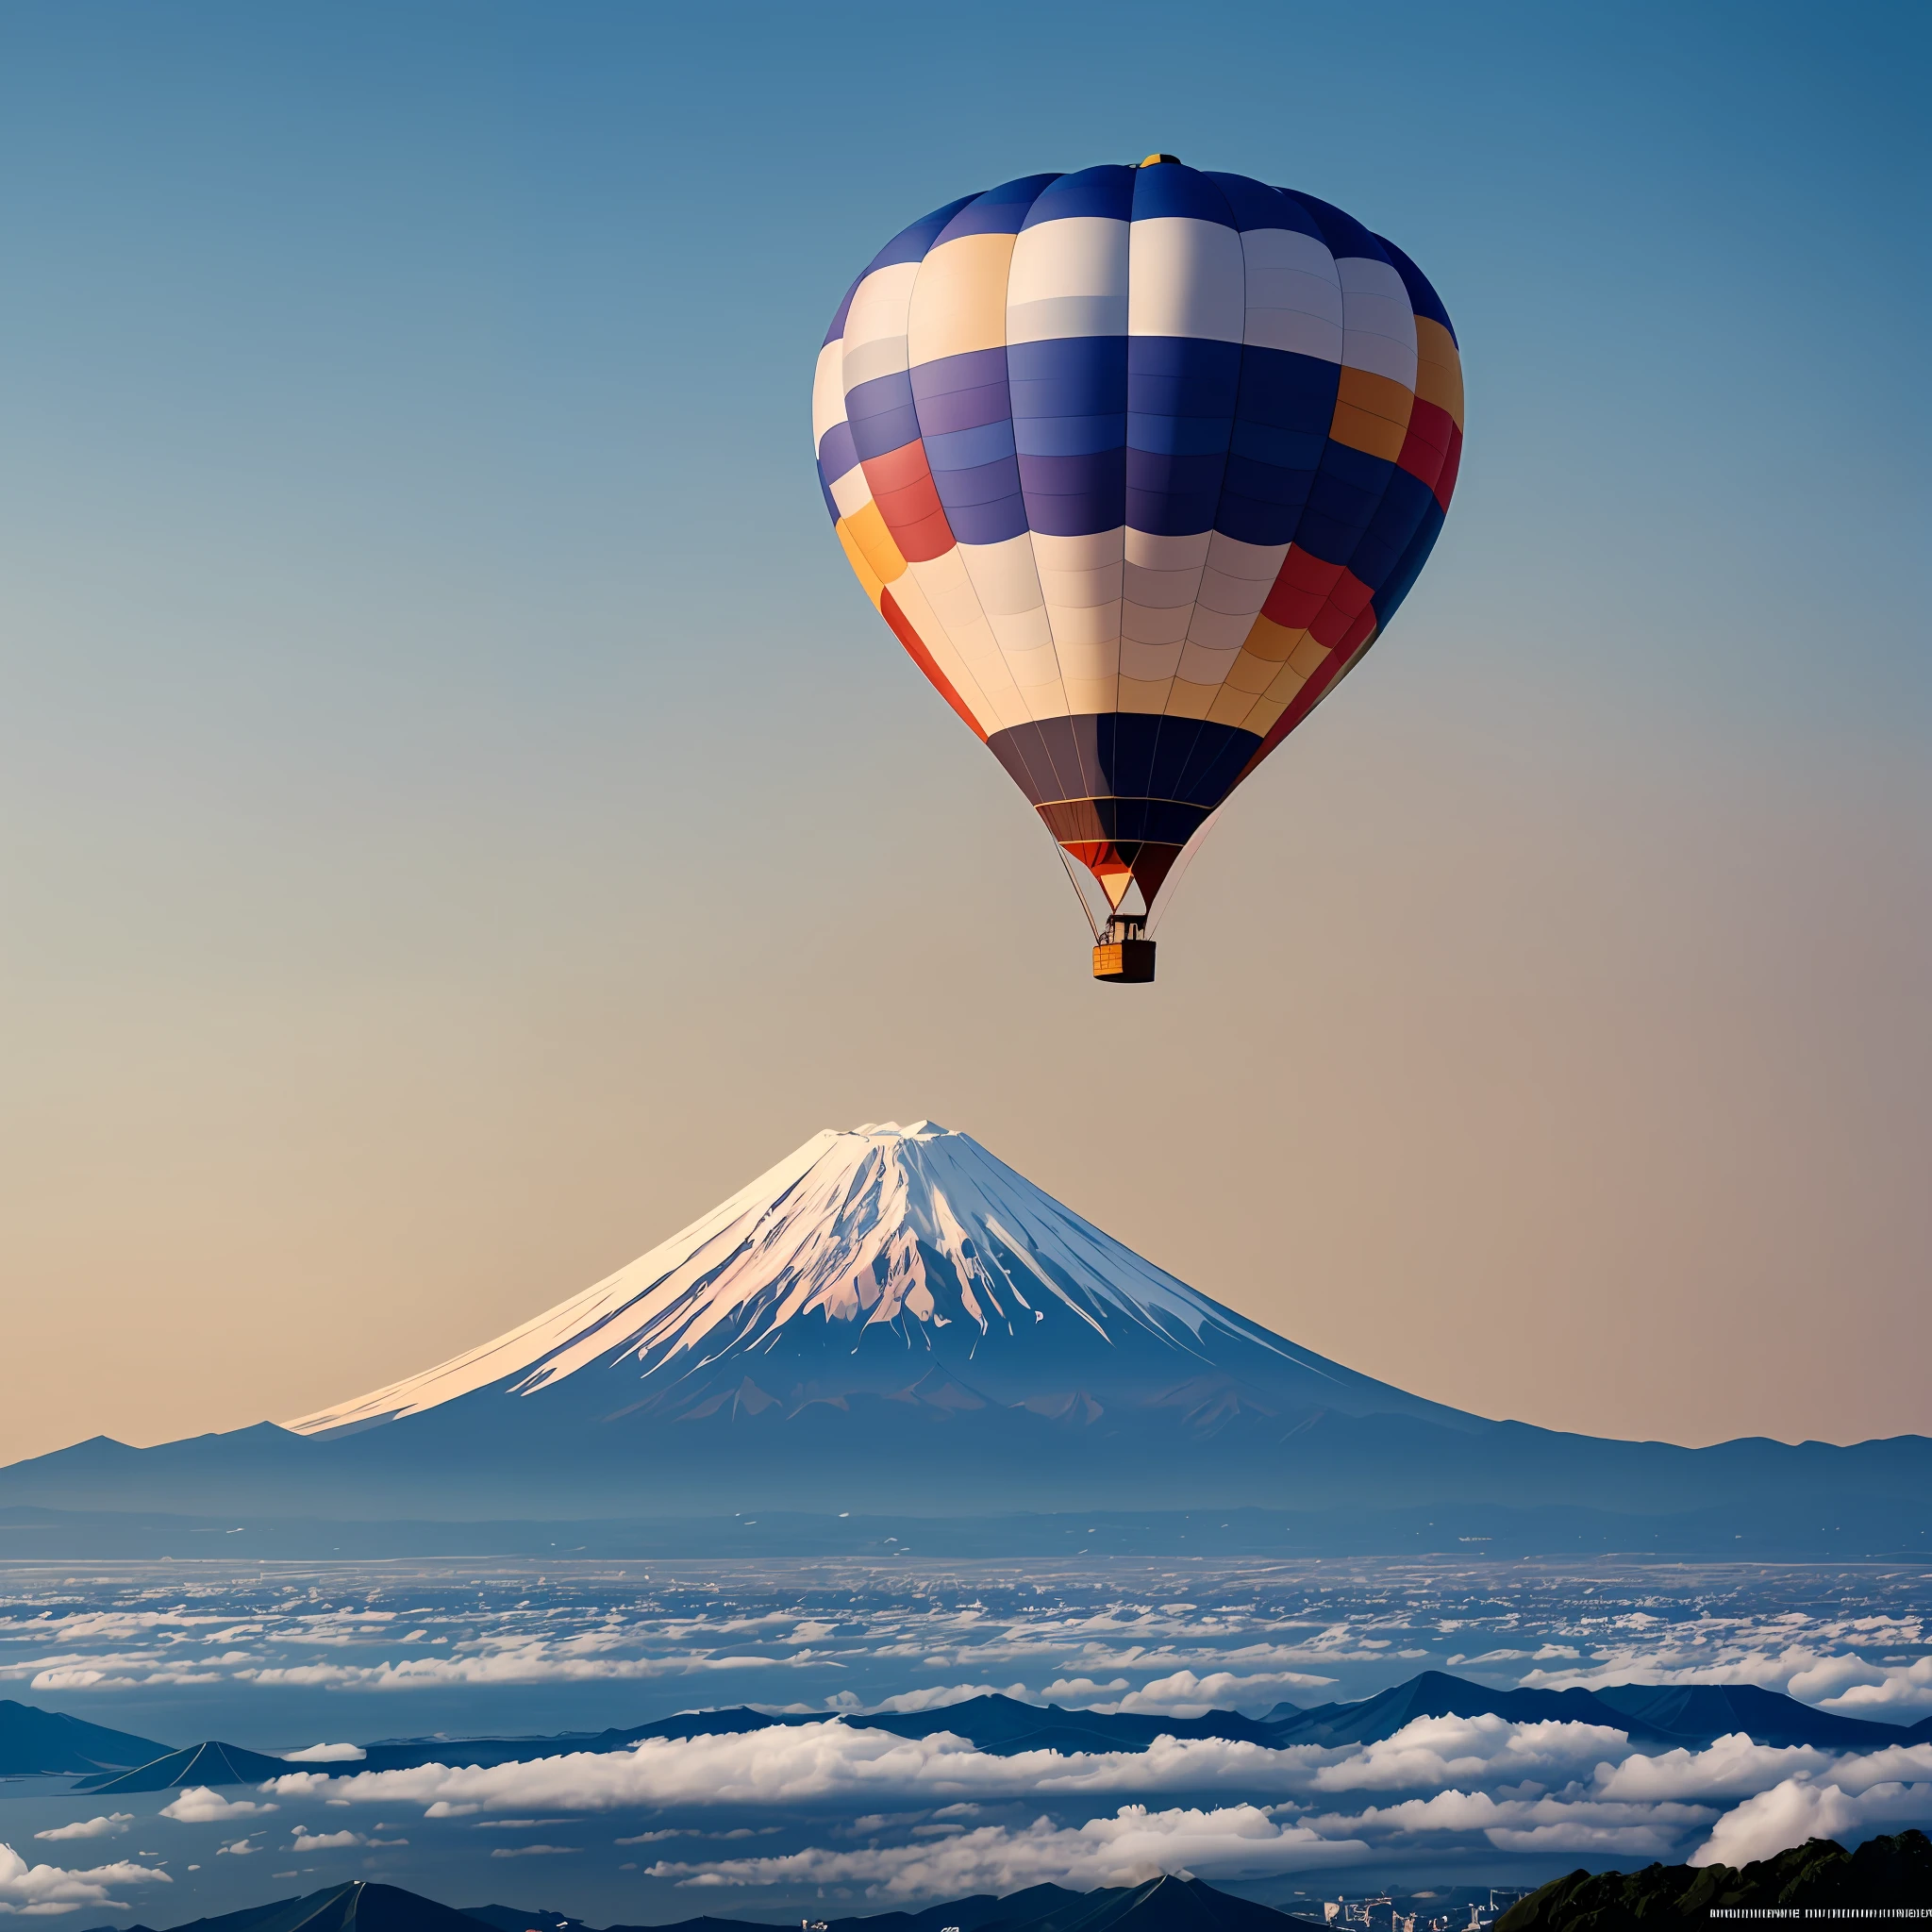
[290, 1831, 362, 1852]
[1304, 1716, 1629, 1794]
[0, 1612, 217, 1642]
[1109, 1671, 1344, 1717]
[237, 1647, 800, 1689]
[0, 1841, 172, 1917]
[1818, 1659, 1932, 1716]
[1523, 1644, 1932, 1715]
[160, 1789, 278, 1824]
[1590, 1735, 1835, 1803]
[1300, 1789, 1715, 1858]
[260, 1724, 1291, 1814]
[240, 1707, 1932, 1880]
[491, 1845, 581, 1858]
[646, 1804, 1367, 1895]
[248, 1713, 1651, 1821]
[1039, 1679, 1129, 1704]
[283, 1743, 366, 1763]
[32, 1819, 132, 1844]
[1690, 1781, 1863, 1869]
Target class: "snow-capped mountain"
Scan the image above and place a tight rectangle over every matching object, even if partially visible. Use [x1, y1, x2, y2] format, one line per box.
[11, 1118, 1923, 1539]
[287, 1121, 1476, 1441]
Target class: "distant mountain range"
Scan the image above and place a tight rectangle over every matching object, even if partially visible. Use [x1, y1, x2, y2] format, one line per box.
[90, 1875, 1324, 1932]
[7, 1123, 1926, 1548]
[20, 1675, 1927, 1794]
[0, 1698, 172, 1775]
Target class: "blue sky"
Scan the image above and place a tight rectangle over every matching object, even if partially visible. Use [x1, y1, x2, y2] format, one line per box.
[1, 0, 1925, 1458]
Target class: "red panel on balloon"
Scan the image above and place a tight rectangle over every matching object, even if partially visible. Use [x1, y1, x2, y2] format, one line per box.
[1396, 398, 1456, 496]
[863, 441, 955, 564]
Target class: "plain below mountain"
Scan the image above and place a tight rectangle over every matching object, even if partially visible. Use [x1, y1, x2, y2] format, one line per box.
[0, 1697, 172, 1775]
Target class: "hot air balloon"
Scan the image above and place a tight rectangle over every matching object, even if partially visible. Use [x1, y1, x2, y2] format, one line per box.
[812, 158, 1462, 983]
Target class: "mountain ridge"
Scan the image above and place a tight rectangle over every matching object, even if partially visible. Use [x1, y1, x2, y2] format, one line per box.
[41, 1673, 1932, 1795]
[5, 1122, 1926, 1539]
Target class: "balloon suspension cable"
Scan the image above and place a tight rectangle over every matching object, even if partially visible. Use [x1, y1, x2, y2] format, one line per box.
[1052, 836, 1103, 942]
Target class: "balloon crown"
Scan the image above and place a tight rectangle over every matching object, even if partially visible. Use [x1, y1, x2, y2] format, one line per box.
[1137, 152, 1180, 167]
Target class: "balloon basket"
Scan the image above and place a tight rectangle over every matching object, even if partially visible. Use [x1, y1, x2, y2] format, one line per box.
[1092, 938, 1156, 985]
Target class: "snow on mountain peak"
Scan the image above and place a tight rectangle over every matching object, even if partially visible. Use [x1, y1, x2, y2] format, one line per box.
[286, 1119, 1348, 1440]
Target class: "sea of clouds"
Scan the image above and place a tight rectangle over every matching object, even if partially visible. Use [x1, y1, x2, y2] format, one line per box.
[1, 1557, 1928, 1919]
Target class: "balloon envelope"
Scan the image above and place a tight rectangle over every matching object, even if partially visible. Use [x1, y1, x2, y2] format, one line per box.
[812, 159, 1462, 915]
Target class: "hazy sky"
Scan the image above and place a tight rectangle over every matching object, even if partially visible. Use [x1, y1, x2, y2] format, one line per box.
[2, 0, 1925, 1467]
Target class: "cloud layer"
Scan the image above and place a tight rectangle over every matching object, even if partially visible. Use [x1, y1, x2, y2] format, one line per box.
[0, 1843, 171, 1917]
[649, 1805, 1367, 1895]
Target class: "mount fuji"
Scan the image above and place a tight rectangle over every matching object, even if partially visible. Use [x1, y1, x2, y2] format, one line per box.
[288, 1120, 1478, 1444]
[5, 1122, 1927, 1541]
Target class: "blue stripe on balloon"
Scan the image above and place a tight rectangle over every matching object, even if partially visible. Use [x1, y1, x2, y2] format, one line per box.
[911, 347, 1012, 452]
[1203, 173, 1325, 239]
[1129, 162, 1237, 227]
[1208, 342, 1339, 543]
[817, 460, 839, 524]
[912, 376, 1011, 437]
[1126, 448, 1224, 536]
[922, 419, 1017, 472]
[937, 174, 1062, 240]
[1284, 190, 1391, 268]
[1295, 441, 1398, 565]
[994, 716, 1262, 811]
[1236, 345, 1342, 429]
[1170, 715, 1261, 808]
[1113, 799, 1219, 842]
[1128, 335, 1241, 417]
[1018, 165, 1135, 229]
[1008, 335, 1128, 414]
[941, 490, 1031, 547]
[1009, 335, 1127, 537]
[1348, 465, 1437, 596]
[930, 457, 1024, 507]
[844, 371, 921, 462]
[1215, 468, 1319, 547]
[1013, 412, 1124, 458]
[1013, 452, 1126, 538]
[815, 418, 859, 486]
[1126, 412, 1232, 456]
[1370, 494, 1447, 628]
[1124, 337, 1236, 536]
[911, 344, 1008, 398]
[1227, 419, 1328, 470]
